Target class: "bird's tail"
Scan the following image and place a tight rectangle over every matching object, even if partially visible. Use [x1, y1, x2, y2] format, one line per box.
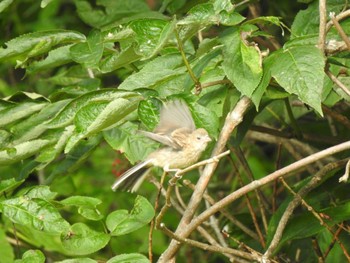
[111, 159, 152, 192]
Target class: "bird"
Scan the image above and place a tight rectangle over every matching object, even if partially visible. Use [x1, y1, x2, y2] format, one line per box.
[111, 100, 212, 192]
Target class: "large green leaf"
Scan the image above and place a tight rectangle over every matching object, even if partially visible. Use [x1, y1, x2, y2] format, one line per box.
[61, 223, 110, 256]
[74, 0, 151, 28]
[47, 90, 138, 128]
[118, 53, 185, 91]
[1, 195, 70, 233]
[0, 139, 53, 165]
[269, 46, 325, 115]
[27, 45, 73, 74]
[0, 30, 85, 61]
[222, 29, 263, 98]
[106, 195, 155, 236]
[64, 96, 141, 152]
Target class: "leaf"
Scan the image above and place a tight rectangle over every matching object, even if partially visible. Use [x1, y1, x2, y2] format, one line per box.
[270, 46, 325, 115]
[0, 178, 24, 195]
[106, 195, 155, 236]
[0, 227, 14, 263]
[0, 139, 53, 165]
[222, 29, 263, 98]
[24, 185, 57, 200]
[129, 18, 175, 58]
[0, 30, 85, 61]
[64, 97, 141, 152]
[118, 53, 185, 91]
[61, 223, 110, 256]
[47, 89, 138, 128]
[0, 0, 13, 13]
[35, 125, 75, 164]
[10, 100, 70, 144]
[70, 29, 103, 68]
[1, 195, 70, 233]
[190, 102, 220, 139]
[60, 196, 103, 221]
[0, 102, 47, 127]
[107, 253, 149, 263]
[14, 250, 45, 263]
[27, 45, 73, 74]
[179, 3, 245, 26]
[74, 0, 151, 28]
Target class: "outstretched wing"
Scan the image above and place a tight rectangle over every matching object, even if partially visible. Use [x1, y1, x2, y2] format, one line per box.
[154, 100, 196, 134]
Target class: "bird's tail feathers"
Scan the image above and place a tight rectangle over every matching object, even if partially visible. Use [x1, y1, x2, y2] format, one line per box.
[111, 159, 152, 191]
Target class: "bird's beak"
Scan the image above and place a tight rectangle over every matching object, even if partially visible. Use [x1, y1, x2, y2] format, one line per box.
[204, 135, 212, 143]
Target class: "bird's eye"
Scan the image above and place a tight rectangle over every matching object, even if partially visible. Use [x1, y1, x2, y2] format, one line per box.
[196, 136, 201, 140]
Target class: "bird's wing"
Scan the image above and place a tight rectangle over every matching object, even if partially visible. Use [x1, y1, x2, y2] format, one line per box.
[154, 100, 196, 134]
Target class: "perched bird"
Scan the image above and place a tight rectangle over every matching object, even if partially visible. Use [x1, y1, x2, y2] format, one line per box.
[111, 100, 211, 191]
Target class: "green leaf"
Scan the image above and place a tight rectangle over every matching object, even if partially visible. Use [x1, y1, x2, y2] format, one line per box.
[65, 97, 141, 152]
[270, 46, 325, 115]
[0, 30, 85, 61]
[0, 139, 53, 165]
[107, 253, 149, 263]
[222, 29, 263, 98]
[70, 29, 103, 68]
[0, 0, 13, 13]
[1, 195, 70, 233]
[118, 53, 185, 91]
[106, 195, 155, 236]
[0, 227, 14, 263]
[61, 223, 110, 256]
[138, 98, 162, 130]
[0, 102, 47, 127]
[74, 0, 150, 28]
[0, 178, 24, 195]
[47, 89, 138, 128]
[14, 250, 45, 263]
[179, 3, 245, 26]
[60, 196, 103, 221]
[190, 102, 220, 139]
[10, 100, 70, 144]
[27, 45, 73, 74]
[24, 185, 57, 200]
[129, 18, 175, 58]
[103, 122, 159, 164]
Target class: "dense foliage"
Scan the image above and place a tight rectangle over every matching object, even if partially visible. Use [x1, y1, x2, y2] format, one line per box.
[0, 0, 350, 262]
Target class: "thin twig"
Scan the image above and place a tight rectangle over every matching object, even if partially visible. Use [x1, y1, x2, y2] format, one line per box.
[326, 9, 350, 32]
[329, 12, 350, 50]
[326, 70, 350, 97]
[318, 0, 327, 53]
[158, 223, 262, 262]
[339, 159, 350, 182]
